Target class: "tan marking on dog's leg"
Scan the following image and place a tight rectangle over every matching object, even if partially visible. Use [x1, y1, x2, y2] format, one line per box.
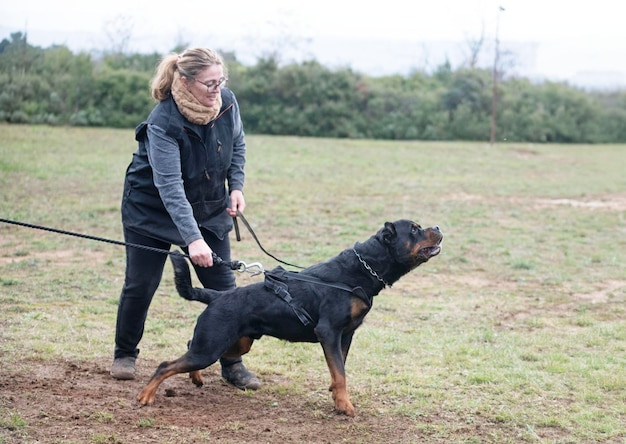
[330, 374, 355, 417]
[220, 336, 254, 359]
[350, 299, 369, 319]
[324, 352, 355, 416]
[189, 370, 203, 387]
[136, 367, 181, 406]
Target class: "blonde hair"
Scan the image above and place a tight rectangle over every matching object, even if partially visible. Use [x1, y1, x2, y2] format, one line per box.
[150, 48, 226, 101]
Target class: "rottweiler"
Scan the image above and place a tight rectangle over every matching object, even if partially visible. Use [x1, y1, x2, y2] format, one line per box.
[137, 219, 443, 416]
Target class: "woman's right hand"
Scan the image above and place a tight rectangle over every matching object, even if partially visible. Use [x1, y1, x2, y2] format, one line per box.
[187, 238, 214, 267]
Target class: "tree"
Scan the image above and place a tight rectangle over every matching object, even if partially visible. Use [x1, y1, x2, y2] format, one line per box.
[463, 25, 486, 69]
[103, 15, 135, 56]
[1, 31, 626, 142]
[0, 32, 43, 78]
[490, 6, 505, 145]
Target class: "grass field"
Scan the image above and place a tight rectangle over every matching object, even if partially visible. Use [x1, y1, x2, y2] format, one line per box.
[0, 124, 625, 443]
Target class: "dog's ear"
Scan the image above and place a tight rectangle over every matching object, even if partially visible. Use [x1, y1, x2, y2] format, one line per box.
[381, 221, 397, 244]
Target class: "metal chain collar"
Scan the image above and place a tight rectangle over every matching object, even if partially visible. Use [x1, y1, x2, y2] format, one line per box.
[352, 248, 389, 287]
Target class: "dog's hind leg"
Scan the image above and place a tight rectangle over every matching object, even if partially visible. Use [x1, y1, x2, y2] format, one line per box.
[187, 338, 249, 385]
[189, 370, 203, 387]
[220, 336, 255, 360]
[137, 352, 213, 406]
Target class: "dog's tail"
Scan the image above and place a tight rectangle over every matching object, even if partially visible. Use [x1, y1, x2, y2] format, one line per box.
[170, 252, 213, 305]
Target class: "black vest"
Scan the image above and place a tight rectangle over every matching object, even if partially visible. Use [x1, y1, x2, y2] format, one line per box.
[121, 91, 237, 244]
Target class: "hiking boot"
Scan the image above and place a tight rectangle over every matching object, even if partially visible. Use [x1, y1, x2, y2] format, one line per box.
[111, 356, 136, 380]
[221, 359, 261, 390]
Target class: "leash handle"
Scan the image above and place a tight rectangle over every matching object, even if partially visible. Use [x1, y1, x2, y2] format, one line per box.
[233, 216, 241, 241]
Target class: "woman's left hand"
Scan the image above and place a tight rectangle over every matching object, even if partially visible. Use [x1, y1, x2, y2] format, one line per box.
[227, 190, 246, 217]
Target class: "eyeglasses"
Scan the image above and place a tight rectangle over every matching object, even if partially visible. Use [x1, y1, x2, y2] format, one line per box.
[194, 77, 228, 92]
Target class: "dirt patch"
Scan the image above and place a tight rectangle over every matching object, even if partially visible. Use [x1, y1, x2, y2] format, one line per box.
[535, 197, 626, 212]
[1, 359, 435, 444]
[571, 280, 625, 304]
[448, 192, 626, 212]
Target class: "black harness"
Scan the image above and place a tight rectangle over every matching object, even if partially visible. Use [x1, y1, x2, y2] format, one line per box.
[264, 265, 371, 326]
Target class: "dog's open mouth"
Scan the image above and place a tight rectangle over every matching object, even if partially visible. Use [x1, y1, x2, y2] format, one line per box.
[419, 243, 442, 258]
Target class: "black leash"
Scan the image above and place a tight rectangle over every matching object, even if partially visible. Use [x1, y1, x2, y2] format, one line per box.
[1, 211, 305, 273]
[234, 210, 305, 270]
[0, 217, 246, 272]
[2, 215, 376, 327]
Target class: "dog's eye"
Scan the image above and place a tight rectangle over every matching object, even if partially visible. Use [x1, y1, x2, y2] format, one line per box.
[411, 225, 422, 234]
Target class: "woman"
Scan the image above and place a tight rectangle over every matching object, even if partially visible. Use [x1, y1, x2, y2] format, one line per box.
[111, 47, 260, 390]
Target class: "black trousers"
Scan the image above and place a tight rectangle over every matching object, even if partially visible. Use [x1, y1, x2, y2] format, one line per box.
[114, 227, 236, 359]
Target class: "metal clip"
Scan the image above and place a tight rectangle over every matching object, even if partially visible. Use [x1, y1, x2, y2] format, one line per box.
[236, 261, 265, 276]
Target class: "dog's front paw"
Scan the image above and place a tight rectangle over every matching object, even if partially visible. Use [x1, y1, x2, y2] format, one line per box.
[334, 398, 355, 417]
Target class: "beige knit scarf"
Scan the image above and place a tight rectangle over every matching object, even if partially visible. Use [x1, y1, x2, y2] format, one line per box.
[171, 71, 222, 125]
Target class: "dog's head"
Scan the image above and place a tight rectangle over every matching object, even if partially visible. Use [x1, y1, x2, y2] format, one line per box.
[378, 219, 443, 270]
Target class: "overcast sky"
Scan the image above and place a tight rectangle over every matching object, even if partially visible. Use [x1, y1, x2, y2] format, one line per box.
[2, 0, 625, 88]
